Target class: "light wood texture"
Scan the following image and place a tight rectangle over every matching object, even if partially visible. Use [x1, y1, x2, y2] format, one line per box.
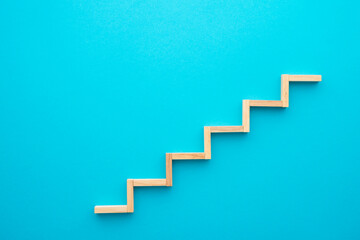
[242, 100, 250, 132]
[172, 153, 206, 160]
[166, 153, 172, 186]
[133, 179, 167, 186]
[249, 100, 284, 107]
[210, 126, 245, 133]
[127, 179, 134, 213]
[281, 74, 289, 107]
[204, 127, 211, 159]
[94, 205, 128, 214]
[289, 75, 321, 82]
[94, 74, 321, 214]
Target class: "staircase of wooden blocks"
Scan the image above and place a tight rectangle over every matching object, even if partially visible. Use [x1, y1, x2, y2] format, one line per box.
[94, 74, 321, 214]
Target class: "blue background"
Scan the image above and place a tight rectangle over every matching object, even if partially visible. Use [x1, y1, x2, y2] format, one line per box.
[1, 0, 359, 239]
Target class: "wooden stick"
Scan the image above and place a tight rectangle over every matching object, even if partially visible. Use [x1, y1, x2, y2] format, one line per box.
[171, 153, 206, 160]
[242, 100, 250, 132]
[166, 153, 172, 186]
[127, 179, 134, 213]
[289, 75, 321, 82]
[281, 74, 289, 107]
[204, 127, 211, 159]
[133, 179, 167, 186]
[210, 126, 245, 133]
[94, 205, 128, 214]
[249, 100, 284, 107]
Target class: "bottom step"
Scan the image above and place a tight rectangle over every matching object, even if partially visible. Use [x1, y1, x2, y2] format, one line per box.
[95, 205, 128, 213]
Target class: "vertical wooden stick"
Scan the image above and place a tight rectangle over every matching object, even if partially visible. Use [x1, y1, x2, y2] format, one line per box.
[281, 74, 289, 107]
[127, 179, 134, 212]
[242, 100, 250, 132]
[204, 127, 211, 159]
[166, 153, 172, 186]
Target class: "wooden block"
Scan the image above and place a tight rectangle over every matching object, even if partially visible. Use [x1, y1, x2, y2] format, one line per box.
[249, 100, 283, 107]
[281, 74, 289, 107]
[210, 126, 245, 133]
[204, 127, 211, 159]
[166, 153, 172, 186]
[171, 153, 206, 160]
[127, 179, 134, 213]
[289, 75, 321, 82]
[242, 100, 250, 132]
[94, 205, 128, 214]
[133, 179, 167, 186]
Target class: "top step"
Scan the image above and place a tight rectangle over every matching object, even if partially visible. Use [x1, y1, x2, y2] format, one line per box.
[288, 75, 321, 82]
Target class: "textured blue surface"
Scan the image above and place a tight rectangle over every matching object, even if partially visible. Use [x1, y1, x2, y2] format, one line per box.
[1, 1, 360, 239]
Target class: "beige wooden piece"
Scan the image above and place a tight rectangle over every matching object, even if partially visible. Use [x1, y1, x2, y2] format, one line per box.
[94, 74, 321, 214]
[127, 179, 134, 213]
[289, 75, 321, 82]
[95, 205, 128, 213]
[204, 127, 211, 159]
[133, 179, 167, 186]
[172, 153, 206, 159]
[242, 100, 250, 132]
[281, 74, 289, 107]
[166, 153, 172, 186]
[210, 126, 245, 133]
[249, 100, 284, 107]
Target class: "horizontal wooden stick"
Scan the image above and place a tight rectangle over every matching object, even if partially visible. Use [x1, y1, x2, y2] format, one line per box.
[289, 75, 321, 82]
[172, 153, 206, 160]
[94, 205, 128, 213]
[133, 179, 167, 186]
[210, 126, 245, 133]
[249, 100, 284, 107]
